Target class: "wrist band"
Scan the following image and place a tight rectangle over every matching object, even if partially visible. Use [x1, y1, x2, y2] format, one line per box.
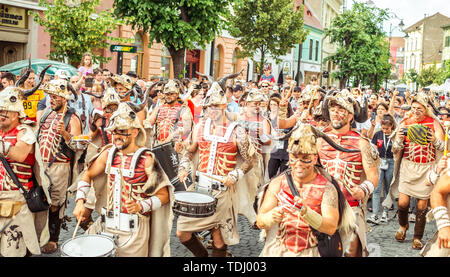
[433, 139, 445, 151]
[432, 206, 450, 231]
[229, 169, 244, 183]
[76, 180, 91, 201]
[427, 168, 439, 186]
[301, 205, 323, 230]
[140, 196, 162, 213]
[360, 180, 375, 196]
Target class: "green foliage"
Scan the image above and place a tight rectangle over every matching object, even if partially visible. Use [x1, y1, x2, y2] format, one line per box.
[417, 64, 441, 87]
[31, 0, 124, 66]
[226, 0, 308, 76]
[324, 2, 391, 89]
[113, 0, 233, 78]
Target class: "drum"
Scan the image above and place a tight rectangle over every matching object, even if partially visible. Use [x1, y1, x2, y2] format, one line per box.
[152, 141, 193, 191]
[173, 191, 218, 218]
[61, 234, 116, 257]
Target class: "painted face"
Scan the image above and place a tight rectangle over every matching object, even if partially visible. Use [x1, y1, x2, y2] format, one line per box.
[329, 103, 351, 130]
[246, 101, 263, 115]
[0, 110, 16, 130]
[411, 102, 426, 122]
[164, 92, 178, 104]
[112, 129, 133, 150]
[289, 153, 317, 180]
[206, 104, 225, 121]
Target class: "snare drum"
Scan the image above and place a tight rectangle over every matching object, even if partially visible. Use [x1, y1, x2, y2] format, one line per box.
[61, 234, 116, 257]
[173, 191, 218, 218]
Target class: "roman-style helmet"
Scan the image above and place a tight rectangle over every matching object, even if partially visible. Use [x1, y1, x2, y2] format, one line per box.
[0, 87, 27, 119]
[101, 88, 121, 109]
[108, 74, 134, 90]
[163, 79, 183, 94]
[410, 92, 434, 117]
[201, 69, 244, 107]
[245, 88, 268, 102]
[286, 123, 360, 155]
[42, 79, 72, 100]
[300, 85, 322, 103]
[321, 89, 368, 123]
[105, 102, 146, 147]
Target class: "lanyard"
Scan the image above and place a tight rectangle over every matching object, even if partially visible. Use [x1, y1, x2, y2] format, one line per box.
[383, 133, 391, 156]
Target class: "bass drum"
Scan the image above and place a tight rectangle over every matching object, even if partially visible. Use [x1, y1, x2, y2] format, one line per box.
[61, 234, 116, 257]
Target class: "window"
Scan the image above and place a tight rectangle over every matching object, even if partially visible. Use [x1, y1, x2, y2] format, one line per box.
[315, 40, 319, 61]
[232, 49, 238, 73]
[161, 46, 172, 79]
[213, 46, 222, 80]
[309, 39, 313, 60]
[131, 33, 144, 78]
[445, 36, 450, 47]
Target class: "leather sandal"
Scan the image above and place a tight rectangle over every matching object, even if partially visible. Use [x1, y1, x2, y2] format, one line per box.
[41, 241, 58, 254]
[412, 238, 423, 250]
[395, 224, 409, 242]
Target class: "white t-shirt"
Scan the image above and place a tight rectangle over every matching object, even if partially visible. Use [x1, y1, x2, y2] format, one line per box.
[356, 118, 371, 133]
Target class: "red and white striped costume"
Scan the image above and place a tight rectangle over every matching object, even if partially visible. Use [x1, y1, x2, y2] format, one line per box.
[155, 103, 184, 143]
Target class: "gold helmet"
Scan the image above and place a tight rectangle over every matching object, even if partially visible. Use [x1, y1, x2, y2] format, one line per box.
[163, 79, 183, 94]
[105, 102, 146, 147]
[0, 86, 27, 119]
[108, 74, 134, 90]
[101, 88, 121, 109]
[410, 92, 434, 117]
[42, 79, 72, 100]
[246, 88, 268, 102]
[301, 85, 321, 103]
[202, 82, 227, 107]
[321, 89, 369, 123]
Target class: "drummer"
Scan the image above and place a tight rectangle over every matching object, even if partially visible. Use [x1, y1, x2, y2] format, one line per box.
[176, 81, 254, 257]
[73, 102, 174, 257]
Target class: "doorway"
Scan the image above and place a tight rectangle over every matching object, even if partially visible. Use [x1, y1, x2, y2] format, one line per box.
[185, 50, 200, 79]
[0, 41, 25, 67]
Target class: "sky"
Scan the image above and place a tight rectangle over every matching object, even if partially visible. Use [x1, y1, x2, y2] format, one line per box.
[348, 0, 450, 37]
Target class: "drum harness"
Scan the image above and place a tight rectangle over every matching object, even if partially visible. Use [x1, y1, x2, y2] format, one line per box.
[195, 118, 239, 198]
[101, 145, 151, 248]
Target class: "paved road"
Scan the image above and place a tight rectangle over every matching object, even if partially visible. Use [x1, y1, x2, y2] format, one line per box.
[35, 198, 437, 257]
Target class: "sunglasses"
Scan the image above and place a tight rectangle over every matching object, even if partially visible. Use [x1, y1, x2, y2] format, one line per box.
[261, 86, 268, 88]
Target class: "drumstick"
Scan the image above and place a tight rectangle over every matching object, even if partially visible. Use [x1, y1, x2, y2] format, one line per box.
[182, 179, 188, 190]
[444, 122, 450, 155]
[202, 174, 224, 183]
[72, 216, 82, 240]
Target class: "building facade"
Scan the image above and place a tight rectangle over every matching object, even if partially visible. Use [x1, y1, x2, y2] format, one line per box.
[0, 0, 50, 67]
[387, 36, 405, 81]
[404, 13, 450, 75]
[442, 23, 450, 68]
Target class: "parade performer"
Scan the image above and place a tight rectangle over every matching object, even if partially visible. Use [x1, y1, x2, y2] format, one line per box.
[317, 89, 379, 257]
[386, 92, 445, 250]
[73, 102, 173, 257]
[278, 86, 323, 129]
[108, 74, 146, 123]
[257, 124, 355, 257]
[144, 79, 192, 146]
[0, 85, 51, 257]
[238, 88, 272, 225]
[176, 81, 254, 257]
[38, 79, 83, 253]
[421, 159, 450, 257]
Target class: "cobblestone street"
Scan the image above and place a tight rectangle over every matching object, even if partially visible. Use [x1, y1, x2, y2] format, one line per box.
[36, 198, 437, 257]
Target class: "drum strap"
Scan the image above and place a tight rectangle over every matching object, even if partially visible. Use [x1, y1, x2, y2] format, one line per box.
[105, 146, 150, 231]
[203, 118, 239, 175]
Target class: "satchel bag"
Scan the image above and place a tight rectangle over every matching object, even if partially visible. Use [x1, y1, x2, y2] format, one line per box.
[0, 156, 49, 212]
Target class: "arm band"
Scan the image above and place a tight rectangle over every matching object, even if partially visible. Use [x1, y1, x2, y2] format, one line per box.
[393, 140, 404, 152]
[301, 205, 323, 230]
[360, 180, 375, 196]
[228, 168, 244, 184]
[140, 196, 162, 214]
[258, 209, 278, 229]
[76, 180, 91, 202]
[432, 206, 450, 231]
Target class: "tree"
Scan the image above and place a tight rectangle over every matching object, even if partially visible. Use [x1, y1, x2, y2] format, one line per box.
[417, 64, 441, 87]
[226, 0, 307, 78]
[324, 2, 390, 89]
[31, 0, 124, 66]
[406, 68, 419, 91]
[113, 0, 233, 79]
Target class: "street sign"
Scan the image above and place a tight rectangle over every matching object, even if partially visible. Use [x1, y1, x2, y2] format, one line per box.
[110, 45, 137, 53]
